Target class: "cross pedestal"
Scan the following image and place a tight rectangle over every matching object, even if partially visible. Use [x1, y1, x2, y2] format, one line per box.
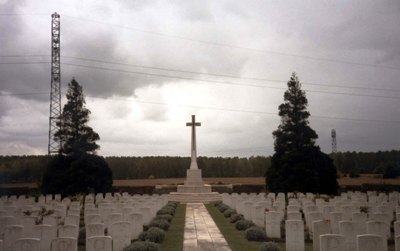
[168, 115, 221, 202]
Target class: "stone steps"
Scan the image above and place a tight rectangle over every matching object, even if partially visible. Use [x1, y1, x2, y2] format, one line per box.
[168, 192, 222, 204]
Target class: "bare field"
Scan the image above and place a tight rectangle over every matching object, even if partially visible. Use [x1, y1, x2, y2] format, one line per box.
[1, 176, 399, 188]
[114, 177, 266, 186]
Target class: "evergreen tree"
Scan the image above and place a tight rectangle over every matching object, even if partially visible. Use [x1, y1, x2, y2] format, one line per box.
[42, 78, 112, 196]
[266, 73, 338, 194]
[55, 78, 99, 156]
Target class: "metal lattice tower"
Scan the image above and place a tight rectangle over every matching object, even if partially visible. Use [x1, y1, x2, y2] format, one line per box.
[331, 129, 337, 153]
[48, 12, 61, 155]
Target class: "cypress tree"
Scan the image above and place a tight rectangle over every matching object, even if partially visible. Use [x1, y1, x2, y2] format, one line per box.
[42, 78, 112, 196]
[266, 73, 338, 194]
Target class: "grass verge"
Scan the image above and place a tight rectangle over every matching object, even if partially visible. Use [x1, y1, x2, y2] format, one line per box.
[205, 203, 262, 251]
[159, 203, 186, 251]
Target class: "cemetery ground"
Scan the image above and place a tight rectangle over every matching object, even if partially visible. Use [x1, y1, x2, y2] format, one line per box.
[2, 174, 400, 189]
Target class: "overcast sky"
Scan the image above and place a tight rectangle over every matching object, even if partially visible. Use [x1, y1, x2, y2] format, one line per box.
[0, 0, 399, 157]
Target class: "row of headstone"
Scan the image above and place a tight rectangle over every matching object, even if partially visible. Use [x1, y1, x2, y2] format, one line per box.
[0, 193, 168, 251]
[222, 191, 400, 251]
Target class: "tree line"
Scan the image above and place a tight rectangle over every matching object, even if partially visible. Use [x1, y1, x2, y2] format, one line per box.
[0, 151, 399, 183]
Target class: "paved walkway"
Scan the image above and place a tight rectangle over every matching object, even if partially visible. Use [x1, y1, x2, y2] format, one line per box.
[183, 203, 231, 251]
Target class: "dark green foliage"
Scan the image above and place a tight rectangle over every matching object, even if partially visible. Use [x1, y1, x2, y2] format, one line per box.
[382, 162, 400, 179]
[106, 155, 270, 179]
[223, 208, 236, 218]
[230, 213, 244, 223]
[3, 150, 400, 184]
[330, 150, 400, 175]
[156, 203, 177, 216]
[213, 201, 222, 207]
[41, 78, 112, 196]
[259, 242, 281, 251]
[78, 227, 85, 245]
[123, 241, 159, 251]
[139, 227, 165, 243]
[166, 202, 178, 208]
[55, 78, 99, 157]
[245, 226, 267, 241]
[156, 207, 175, 216]
[235, 219, 254, 231]
[41, 154, 112, 196]
[267, 73, 338, 195]
[149, 219, 170, 231]
[217, 203, 229, 213]
[154, 214, 173, 223]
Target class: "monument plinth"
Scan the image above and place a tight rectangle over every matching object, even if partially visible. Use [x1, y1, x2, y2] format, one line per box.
[168, 115, 221, 203]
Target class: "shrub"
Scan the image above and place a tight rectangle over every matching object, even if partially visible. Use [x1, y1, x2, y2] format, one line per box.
[123, 241, 159, 251]
[78, 227, 85, 245]
[214, 201, 222, 207]
[42, 154, 113, 196]
[139, 227, 165, 243]
[259, 242, 281, 251]
[245, 226, 266, 241]
[235, 219, 254, 231]
[230, 213, 244, 223]
[156, 207, 175, 216]
[149, 219, 170, 231]
[166, 202, 178, 208]
[143, 224, 150, 232]
[154, 214, 173, 223]
[217, 203, 229, 213]
[223, 208, 236, 218]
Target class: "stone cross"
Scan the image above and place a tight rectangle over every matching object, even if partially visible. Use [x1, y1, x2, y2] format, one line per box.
[186, 115, 201, 170]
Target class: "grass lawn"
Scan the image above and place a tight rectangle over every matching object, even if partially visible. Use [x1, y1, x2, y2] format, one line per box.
[205, 204, 314, 251]
[159, 203, 186, 251]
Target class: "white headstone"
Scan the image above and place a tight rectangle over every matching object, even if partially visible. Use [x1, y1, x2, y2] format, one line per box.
[265, 211, 281, 238]
[339, 221, 358, 251]
[287, 211, 302, 221]
[320, 234, 346, 251]
[3, 225, 23, 250]
[11, 238, 40, 251]
[357, 234, 387, 251]
[285, 220, 304, 251]
[50, 237, 77, 251]
[395, 235, 400, 251]
[108, 222, 132, 251]
[32, 224, 57, 251]
[126, 213, 143, 239]
[85, 214, 101, 225]
[86, 236, 112, 251]
[86, 223, 105, 239]
[58, 225, 78, 239]
[395, 221, 400, 237]
[64, 215, 79, 226]
[105, 213, 122, 230]
[313, 220, 331, 251]
[329, 212, 343, 234]
[366, 221, 390, 239]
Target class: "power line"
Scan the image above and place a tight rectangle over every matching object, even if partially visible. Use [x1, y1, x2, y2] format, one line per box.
[62, 55, 400, 93]
[3, 54, 400, 93]
[1, 58, 400, 100]
[85, 94, 400, 124]
[0, 62, 49, 65]
[1, 90, 399, 124]
[0, 92, 50, 96]
[62, 62, 400, 100]
[2, 54, 400, 93]
[0, 55, 49, 58]
[62, 15, 400, 72]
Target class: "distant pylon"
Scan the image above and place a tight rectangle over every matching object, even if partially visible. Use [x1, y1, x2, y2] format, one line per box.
[48, 12, 61, 155]
[331, 129, 337, 153]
